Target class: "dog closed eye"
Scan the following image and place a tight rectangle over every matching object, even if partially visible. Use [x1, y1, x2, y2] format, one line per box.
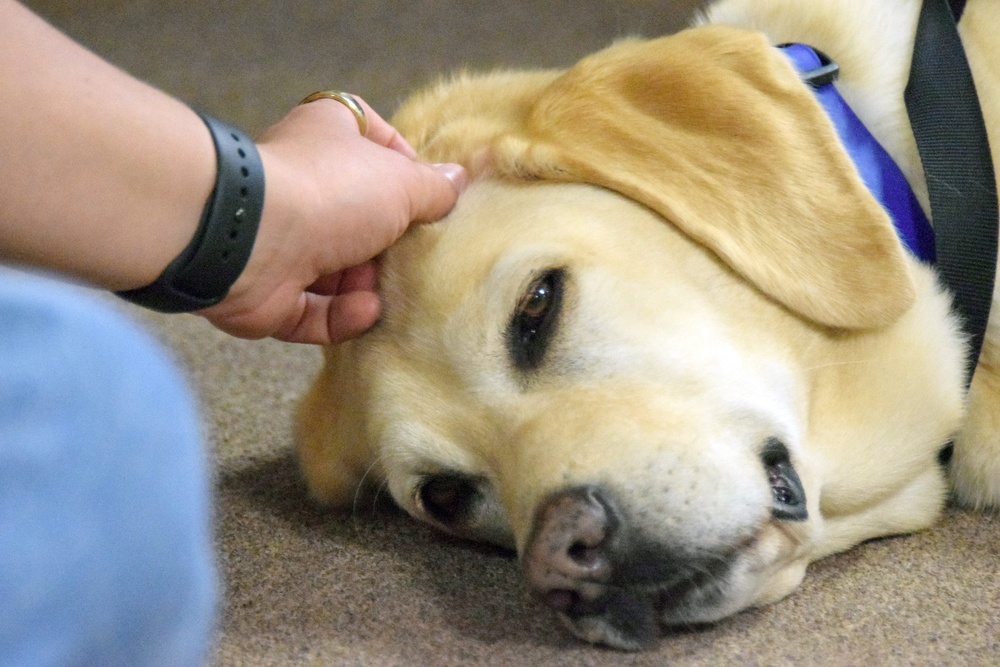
[417, 473, 481, 525]
[414, 472, 516, 548]
[507, 268, 565, 371]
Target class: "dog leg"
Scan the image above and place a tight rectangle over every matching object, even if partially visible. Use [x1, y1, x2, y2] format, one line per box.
[951, 335, 1000, 509]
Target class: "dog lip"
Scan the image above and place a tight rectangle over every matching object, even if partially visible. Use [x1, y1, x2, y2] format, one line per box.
[589, 549, 737, 626]
[558, 586, 661, 650]
[654, 563, 729, 615]
[544, 588, 580, 613]
[551, 586, 617, 617]
[554, 564, 730, 648]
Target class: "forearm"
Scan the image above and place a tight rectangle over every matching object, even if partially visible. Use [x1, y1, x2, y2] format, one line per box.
[0, 1, 216, 290]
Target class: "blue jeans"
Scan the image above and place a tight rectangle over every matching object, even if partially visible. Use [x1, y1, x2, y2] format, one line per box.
[0, 270, 216, 666]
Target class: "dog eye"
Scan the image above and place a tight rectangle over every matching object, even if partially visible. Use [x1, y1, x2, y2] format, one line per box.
[417, 473, 481, 525]
[760, 439, 808, 521]
[508, 268, 565, 371]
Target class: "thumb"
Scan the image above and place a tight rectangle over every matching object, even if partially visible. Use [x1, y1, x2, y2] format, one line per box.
[405, 162, 468, 223]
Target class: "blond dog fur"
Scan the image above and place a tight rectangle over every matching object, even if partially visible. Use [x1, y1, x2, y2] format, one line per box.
[297, 0, 1000, 649]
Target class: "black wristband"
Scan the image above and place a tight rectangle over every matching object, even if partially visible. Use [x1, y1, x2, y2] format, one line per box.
[117, 112, 265, 313]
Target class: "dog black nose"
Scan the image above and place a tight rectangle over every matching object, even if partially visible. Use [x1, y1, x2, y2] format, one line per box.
[523, 486, 615, 612]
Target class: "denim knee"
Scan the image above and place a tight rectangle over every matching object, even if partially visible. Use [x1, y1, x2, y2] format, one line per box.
[0, 272, 216, 667]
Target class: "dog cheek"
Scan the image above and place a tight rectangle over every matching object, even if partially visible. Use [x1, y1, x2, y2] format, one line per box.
[296, 346, 379, 508]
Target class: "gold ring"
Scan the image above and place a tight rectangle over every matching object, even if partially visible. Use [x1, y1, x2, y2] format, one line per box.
[299, 90, 368, 136]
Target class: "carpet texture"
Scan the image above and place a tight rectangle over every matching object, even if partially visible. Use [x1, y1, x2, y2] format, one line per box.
[26, 1, 1000, 665]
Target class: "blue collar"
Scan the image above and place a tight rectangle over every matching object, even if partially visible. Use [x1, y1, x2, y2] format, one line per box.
[779, 43, 936, 263]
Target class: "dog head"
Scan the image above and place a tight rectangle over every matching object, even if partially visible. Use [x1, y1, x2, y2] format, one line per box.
[298, 26, 958, 649]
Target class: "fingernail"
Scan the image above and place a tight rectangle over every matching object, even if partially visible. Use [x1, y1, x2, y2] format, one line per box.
[433, 163, 469, 192]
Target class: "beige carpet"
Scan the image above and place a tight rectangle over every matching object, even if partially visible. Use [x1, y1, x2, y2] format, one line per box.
[27, 1, 1000, 664]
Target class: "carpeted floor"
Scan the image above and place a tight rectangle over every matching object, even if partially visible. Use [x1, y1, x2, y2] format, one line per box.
[27, 1, 1000, 665]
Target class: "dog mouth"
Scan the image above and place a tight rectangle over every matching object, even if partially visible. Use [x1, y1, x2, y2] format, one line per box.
[545, 532, 743, 650]
[523, 439, 808, 650]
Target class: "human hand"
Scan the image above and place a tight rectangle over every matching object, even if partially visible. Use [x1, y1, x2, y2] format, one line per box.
[199, 95, 466, 344]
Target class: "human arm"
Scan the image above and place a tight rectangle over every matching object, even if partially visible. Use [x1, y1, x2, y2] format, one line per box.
[0, 0, 215, 292]
[0, 0, 465, 344]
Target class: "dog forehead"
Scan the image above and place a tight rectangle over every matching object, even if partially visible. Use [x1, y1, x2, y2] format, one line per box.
[377, 182, 632, 348]
[373, 177, 806, 403]
[382, 180, 685, 319]
[373, 175, 805, 401]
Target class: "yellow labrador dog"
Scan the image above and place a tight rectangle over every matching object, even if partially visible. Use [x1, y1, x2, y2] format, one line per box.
[297, 0, 1000, 650]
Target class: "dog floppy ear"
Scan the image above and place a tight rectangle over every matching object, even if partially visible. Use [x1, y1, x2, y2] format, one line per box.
[392, 69, 562, 176]
[297, 343, 378, 507]
[493, 26, 916, 329]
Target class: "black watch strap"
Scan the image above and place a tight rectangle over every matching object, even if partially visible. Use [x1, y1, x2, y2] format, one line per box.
[117, 112, 265, 313]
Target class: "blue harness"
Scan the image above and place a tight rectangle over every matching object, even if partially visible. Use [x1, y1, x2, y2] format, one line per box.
[779, 43, 937, 263]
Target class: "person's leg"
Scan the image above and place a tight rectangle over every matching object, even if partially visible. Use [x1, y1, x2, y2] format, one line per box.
[0, 270, 216, 666]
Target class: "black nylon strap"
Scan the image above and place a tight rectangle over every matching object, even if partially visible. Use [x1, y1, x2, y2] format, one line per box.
[117, 113, 265, 313]
[904, 0, 997, 387]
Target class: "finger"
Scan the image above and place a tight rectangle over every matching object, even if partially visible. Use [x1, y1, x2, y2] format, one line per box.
[325, 290, 381, 343]
[355, 97, 419, 158]
[307, 96, 468, 217]
[279, 96, 364, 140]
[339, 261, 379, 293]
[307, 262, 377, 297]
[306, 273, 343, 297]
[401, 161, 469, 223]
[274, 291, 381, 345]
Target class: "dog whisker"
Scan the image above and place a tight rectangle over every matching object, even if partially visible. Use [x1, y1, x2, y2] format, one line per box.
[370, 478, 391, 514]
[350, 450, 401, 529]
[801, 357, 880, 373]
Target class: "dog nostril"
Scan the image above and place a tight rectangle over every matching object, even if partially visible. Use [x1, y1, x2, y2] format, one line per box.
[568, 540, 601, 568]
[524, 485, 616, 609]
